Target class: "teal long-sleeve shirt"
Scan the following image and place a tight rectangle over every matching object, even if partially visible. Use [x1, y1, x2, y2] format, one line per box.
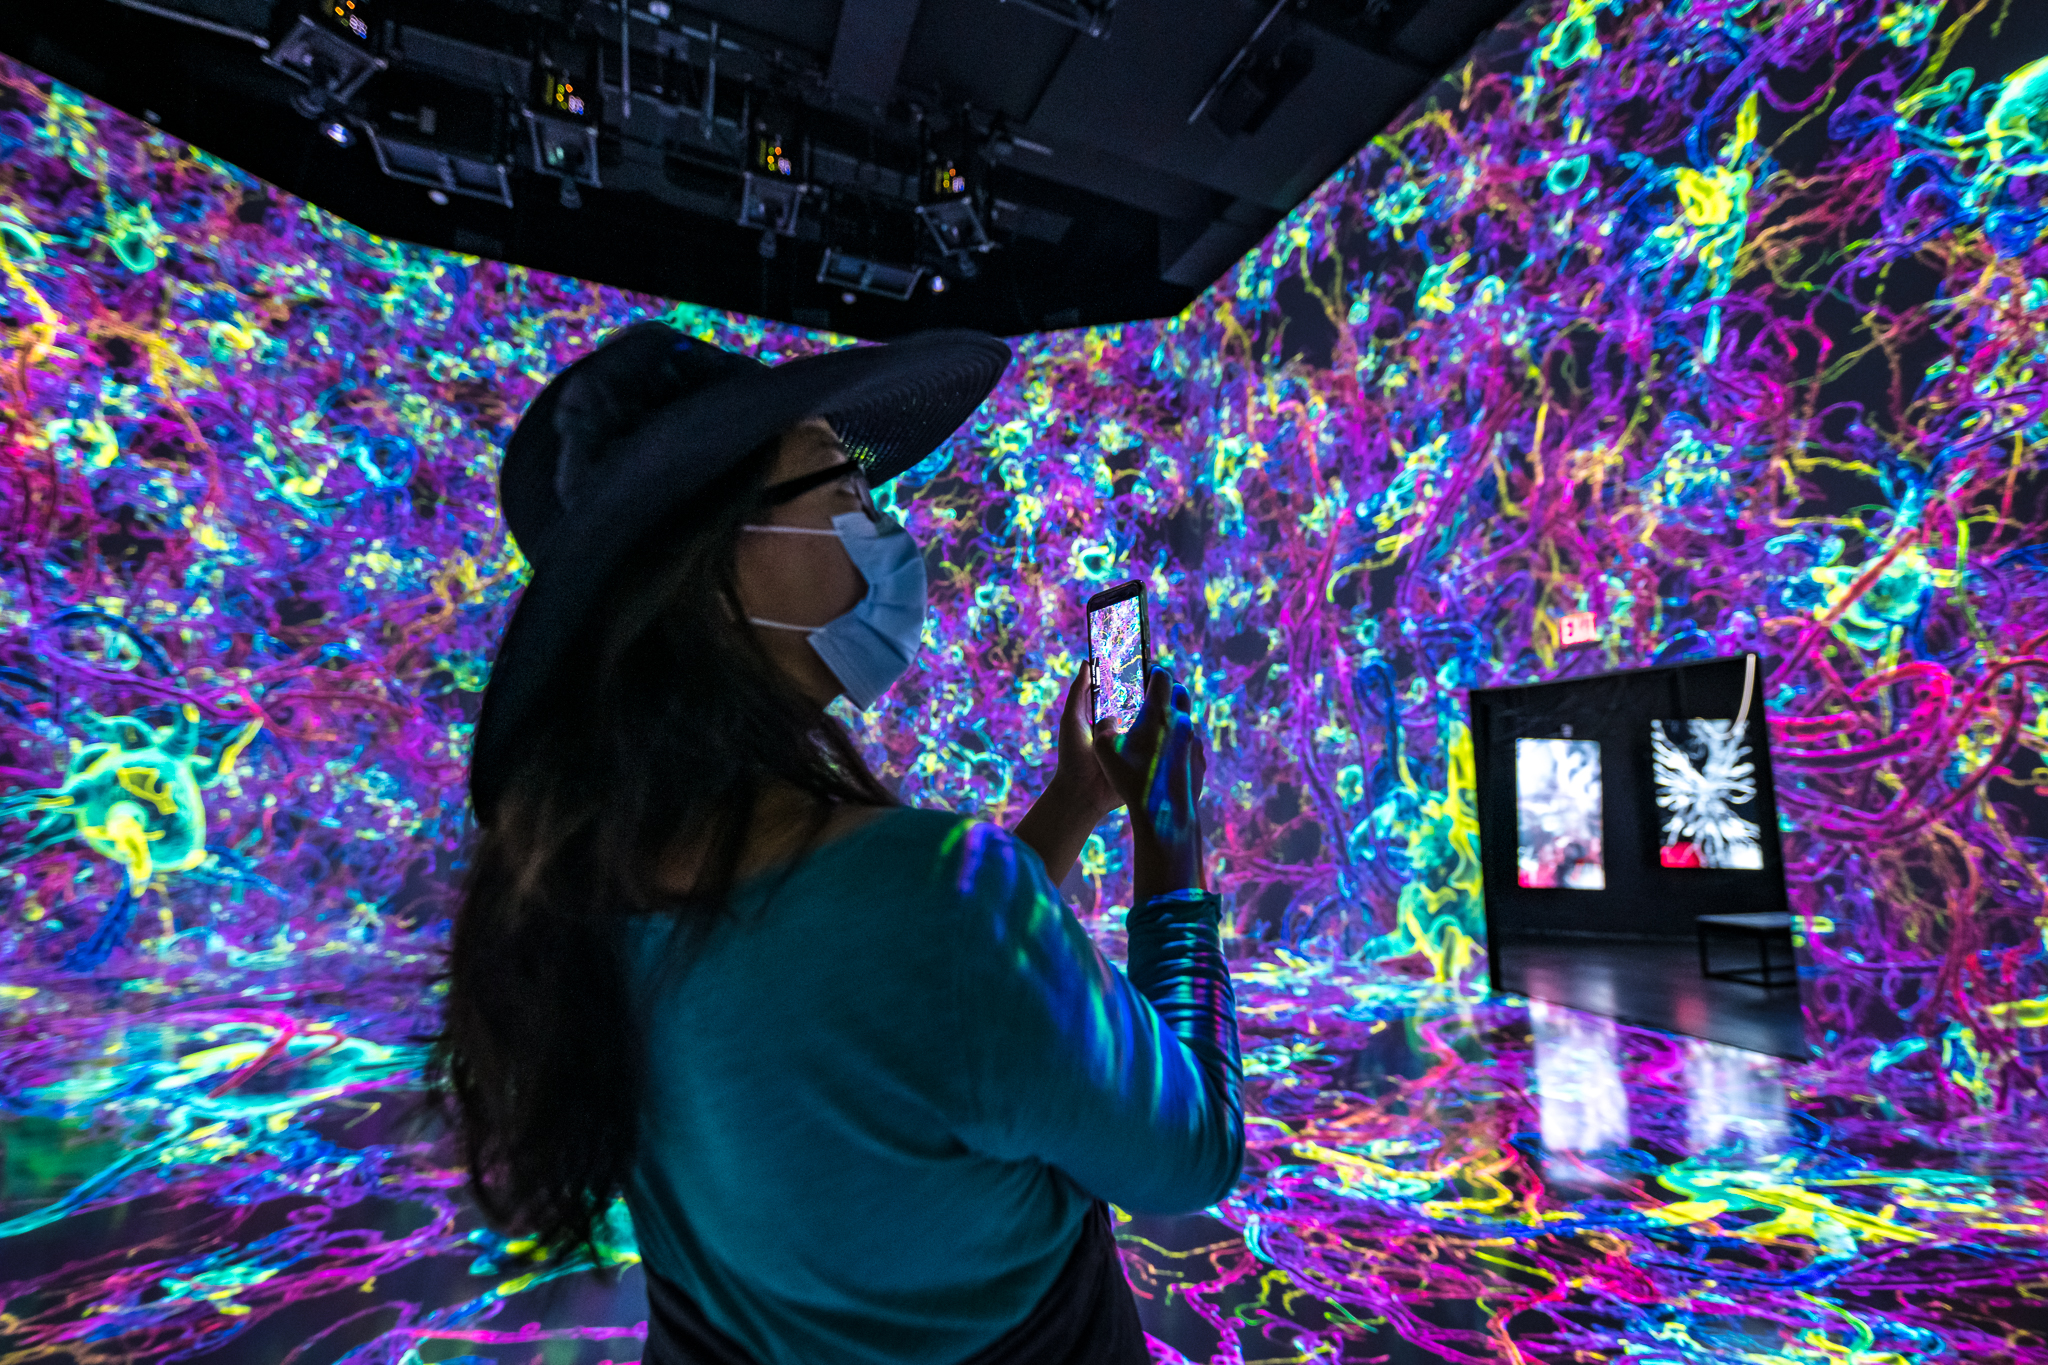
[616, 807, 1244, 1365]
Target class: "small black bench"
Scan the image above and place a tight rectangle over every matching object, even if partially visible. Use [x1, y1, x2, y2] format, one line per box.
[1696, 912, 1797, 987]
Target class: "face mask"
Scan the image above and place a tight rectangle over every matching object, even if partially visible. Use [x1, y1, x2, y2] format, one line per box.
[746, 511, 928, 709]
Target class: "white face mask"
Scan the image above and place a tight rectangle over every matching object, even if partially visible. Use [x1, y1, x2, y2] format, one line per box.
[744, 511, 928, 709]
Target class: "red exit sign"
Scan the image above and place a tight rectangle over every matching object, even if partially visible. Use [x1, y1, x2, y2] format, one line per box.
[1558, 611, 1600, 647]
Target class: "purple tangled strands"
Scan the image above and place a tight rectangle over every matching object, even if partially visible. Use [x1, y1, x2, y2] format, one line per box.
[3, 0, 2048, 1361]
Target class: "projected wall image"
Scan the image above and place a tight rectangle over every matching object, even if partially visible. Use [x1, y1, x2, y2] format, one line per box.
[1202, 0, 2048, 1089]
[6, 0, 2048, 1360]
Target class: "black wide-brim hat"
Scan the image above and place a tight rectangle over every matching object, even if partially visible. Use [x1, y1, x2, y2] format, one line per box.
[469, 322, 1012, 820]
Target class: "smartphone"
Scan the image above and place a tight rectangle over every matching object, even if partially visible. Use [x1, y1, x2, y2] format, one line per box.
[1085, 579, 1151, 731]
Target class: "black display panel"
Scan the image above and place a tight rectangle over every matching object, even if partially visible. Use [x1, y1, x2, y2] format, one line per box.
[1469, 654, 1789, 972]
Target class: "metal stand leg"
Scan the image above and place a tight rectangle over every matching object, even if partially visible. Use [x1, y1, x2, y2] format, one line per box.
[1698, 919, 1795, 987]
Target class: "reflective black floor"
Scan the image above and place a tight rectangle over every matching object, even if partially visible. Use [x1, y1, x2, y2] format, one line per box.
[1495, 935, 1806, 1058]
[21, 956, 2048, 1365]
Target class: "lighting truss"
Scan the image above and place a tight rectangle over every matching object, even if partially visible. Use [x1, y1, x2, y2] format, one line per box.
[993, 0, 1115, 38]
[108, 0, 270, 47]
[1188, 0, 1313, 136]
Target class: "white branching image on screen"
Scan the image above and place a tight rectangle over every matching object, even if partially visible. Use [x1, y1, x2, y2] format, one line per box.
[1651, 719, 1763, 870]
[1515, 738, 1605, 889]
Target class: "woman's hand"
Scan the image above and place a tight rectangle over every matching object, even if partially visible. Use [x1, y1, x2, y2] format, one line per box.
[1010, 661, 1124, 886]
[1093, 667, 1207, 902]
[1053, 660, 1123, 819]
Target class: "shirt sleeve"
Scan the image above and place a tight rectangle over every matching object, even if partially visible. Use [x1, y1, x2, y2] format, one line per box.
[944, 820, 1244, 1216]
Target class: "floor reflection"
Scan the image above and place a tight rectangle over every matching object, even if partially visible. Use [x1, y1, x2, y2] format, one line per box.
[1529, 999, 1631, 1190]
[1684, 1032, 1789, 1160]
[3, 954, 2043, 1364]
[1498, 936, 1807, 1058]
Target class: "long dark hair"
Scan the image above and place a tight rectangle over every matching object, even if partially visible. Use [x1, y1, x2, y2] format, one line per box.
[427, 440, 896, 1259]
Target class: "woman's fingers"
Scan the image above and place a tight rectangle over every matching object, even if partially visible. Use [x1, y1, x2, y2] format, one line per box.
[1167, 681, 1199, 814]
[1091, 662, 1124, 762]
[1134, 669, 1178, 792]
[1148, 705, 1194, 819]
[1133, 667, 1173, 753]
[1063, 659, 1091, 729]
[1096, 667, 1215, 823]
[1171, 711, 1198, 819]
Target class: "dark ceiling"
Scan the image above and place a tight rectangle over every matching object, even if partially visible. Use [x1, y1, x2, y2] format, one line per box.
[0, 0, 1523, 338]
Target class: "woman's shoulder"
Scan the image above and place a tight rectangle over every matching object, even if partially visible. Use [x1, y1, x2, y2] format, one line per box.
[831, 806, 1053, 905]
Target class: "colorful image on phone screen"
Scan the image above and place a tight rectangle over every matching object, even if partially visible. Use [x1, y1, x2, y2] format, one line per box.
[1090, 595, 1147, 731]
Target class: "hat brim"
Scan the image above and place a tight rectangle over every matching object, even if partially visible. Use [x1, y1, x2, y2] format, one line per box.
[471, 328, 1012, 819]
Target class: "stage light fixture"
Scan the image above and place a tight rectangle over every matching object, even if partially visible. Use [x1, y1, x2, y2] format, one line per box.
[929, 274, 947, 294]
[265, 11, 387, 119]
[739, 173, 807, 239]
[524, 111, 599, 194]
[917, 193, 991, 257]
[365, 72, 517, 209]
[758, 229, 777, 260]
[426, 188, 449, 205]
[917, 122, 993, 265]
[737, 99, 810, 245]
[523, 47, 600, 200]
[319, 119, 353, 146]
[369, 132, 516, 207]
[817, 247, 925, 302]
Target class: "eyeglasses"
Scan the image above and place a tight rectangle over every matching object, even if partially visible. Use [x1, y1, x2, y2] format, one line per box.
[760, 460, 878, 519]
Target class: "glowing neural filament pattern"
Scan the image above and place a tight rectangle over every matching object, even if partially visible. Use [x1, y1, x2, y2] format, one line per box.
[7, 963, 2048, 1364]
[4, 0, 2048, 1359]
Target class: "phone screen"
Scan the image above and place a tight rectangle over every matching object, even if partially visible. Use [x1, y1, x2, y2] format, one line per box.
[1088, 592, 1148, 731]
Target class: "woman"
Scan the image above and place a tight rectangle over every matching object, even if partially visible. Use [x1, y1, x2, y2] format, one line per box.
[434, 323, 1243, 1365]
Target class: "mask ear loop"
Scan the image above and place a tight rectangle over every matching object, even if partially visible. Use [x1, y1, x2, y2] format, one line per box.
[737, 524, 847, 633]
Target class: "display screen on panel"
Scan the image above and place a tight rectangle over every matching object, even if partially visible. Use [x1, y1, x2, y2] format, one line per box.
[1515, 738, 1606, 889]
[1651, 719, 1765, 870]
